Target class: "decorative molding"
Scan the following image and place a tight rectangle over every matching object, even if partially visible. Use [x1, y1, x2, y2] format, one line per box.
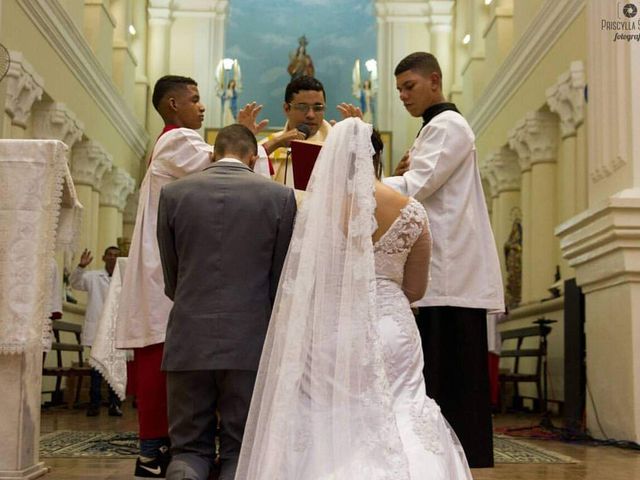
[468, 0, 586, 136]
[429, 0, 454, 26]
[375, 1, 431, 22]
[4, 51, 44, 128]
[508, 119, 531, 172]
[556, 189, 640, 293]
[591, 156, 627, 183]
[99, 167, 135, 211]
[483, 2, 514, 39]
[480, 163, 498, 199]
[521, 111, 559, 165]
[546, 61, 586, 138]
[17, 0, 149, 157]
[507, 296, 564, 322]
[152, 0, 229, 18]
[123, 190, 139, 224]
[32, 102, 84, 150]
[488, 146, 521, 193]
[70, 140, 113, 189]
[85, 0, 117, 28]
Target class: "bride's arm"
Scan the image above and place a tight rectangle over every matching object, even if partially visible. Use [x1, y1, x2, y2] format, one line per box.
[402, 225, 431, 303]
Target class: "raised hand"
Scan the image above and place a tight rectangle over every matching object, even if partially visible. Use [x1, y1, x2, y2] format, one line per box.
[78, 249, 93, 268]
[394, 151, 411, 176]
[262, 128, 306, 155]
[336, 103, 363, 120]
[237, 102, 270, 134]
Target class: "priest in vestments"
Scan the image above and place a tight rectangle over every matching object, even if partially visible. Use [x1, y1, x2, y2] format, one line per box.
[258, 75, 331, 186]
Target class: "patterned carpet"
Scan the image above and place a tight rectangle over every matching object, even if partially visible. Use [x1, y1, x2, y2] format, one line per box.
[40, 431, 578, 464]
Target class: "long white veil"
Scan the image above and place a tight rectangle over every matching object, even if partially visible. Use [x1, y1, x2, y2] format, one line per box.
[236, 118, 410, 479]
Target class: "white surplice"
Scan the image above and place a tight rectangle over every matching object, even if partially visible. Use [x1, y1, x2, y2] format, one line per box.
[115, 128, 213, 349]
[384, 110, 504, 312]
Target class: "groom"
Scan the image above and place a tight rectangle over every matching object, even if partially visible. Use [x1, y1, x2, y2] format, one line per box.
[156, 124, 297, 480]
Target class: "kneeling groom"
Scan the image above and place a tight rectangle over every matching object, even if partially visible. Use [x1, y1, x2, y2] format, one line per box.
[156, 124, 297, 480]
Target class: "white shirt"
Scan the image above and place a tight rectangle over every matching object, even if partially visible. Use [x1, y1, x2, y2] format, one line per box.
[115, 128, 269, 349]
[384, 110, 504, 312]
[69, 266, 111, 346]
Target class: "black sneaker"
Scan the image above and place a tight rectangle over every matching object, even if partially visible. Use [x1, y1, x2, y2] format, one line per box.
[134, 446, 170, 479]
[134, 456, 166, 478]
[108, 404, 123, 417]
[86, 405, 100, 417]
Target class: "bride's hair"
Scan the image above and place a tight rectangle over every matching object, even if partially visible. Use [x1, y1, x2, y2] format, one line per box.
[371, 129, 384, 179]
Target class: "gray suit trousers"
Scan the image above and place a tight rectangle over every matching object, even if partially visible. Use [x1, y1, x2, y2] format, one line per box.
[165, 370, 257, 480]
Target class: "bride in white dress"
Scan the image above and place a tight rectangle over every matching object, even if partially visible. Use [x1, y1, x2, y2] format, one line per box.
[235, 118, 472, 479]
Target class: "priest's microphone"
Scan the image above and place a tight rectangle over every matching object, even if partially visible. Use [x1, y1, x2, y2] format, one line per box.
[285, 124, 311, 184]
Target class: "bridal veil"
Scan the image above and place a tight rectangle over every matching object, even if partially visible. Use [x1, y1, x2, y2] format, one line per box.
[235, 118, 411, 479]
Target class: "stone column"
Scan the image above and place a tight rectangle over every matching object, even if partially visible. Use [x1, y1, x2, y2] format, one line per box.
[546, 61, 586, 222]
[147, 1, 173, 136]
[521, 111, 559, 301]
[122, 190, 139, 255]
[556, 0, 640, 443]
[131, 0, 149, 124]
[209, 2, 229, 129]
[171, 0, 228, 130]
[83, 0, 117, 75]
[70, 141, 113, 265]
[98, 167, 135, 256]
[461, 0, 489, 107]
[375, 0, 430, 164]
[429, 1, 455, 96]
[32, 102, 84, 150]
[4, 51, 44, 138]
[109, 0, 137, 107]
[508, 122, 532, 304]
[546, 61, 585, 279]
[483, 0, 514, 77]
[487, 147, 521, 281]
[480, 163, 498, 230]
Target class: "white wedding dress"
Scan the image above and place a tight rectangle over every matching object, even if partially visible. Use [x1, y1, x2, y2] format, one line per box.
[374, 198, 471, 479]
[236, 118, 472, 480]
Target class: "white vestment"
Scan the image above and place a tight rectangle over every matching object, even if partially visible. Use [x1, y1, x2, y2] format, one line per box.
[116, 128, 269, 349]
[384, 110, 504, 312]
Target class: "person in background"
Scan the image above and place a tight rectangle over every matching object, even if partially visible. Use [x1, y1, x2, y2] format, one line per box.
[69, 246, 123, 417]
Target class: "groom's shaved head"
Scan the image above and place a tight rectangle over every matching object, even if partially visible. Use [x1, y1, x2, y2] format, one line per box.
[214, 124, 258, 162]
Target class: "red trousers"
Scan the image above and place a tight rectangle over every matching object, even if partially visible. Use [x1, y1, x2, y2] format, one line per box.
[132, 343, 168, 439]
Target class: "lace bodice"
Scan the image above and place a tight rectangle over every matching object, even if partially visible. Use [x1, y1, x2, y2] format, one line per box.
[374, 198, 429, 285]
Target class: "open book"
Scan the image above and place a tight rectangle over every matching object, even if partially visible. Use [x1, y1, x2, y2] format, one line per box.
[290, 140, 322, 191]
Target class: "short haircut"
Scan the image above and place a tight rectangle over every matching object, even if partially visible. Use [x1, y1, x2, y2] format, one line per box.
[394, 52, 442, 79]
[284, 75, 326, 103]
[104, 246, 120, 256]
[371, 129, 384, 180]
[214, 124, 258, 159]
[152, 75, 198, 111]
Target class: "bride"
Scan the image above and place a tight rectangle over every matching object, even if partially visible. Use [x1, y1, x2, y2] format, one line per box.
[235, 118, 472, 479]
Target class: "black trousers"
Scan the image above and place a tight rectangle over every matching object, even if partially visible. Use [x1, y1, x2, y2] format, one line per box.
[416, 306, 494, 468]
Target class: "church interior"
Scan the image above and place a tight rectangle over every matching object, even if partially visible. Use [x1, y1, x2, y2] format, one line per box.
[1, 0, 639, 478]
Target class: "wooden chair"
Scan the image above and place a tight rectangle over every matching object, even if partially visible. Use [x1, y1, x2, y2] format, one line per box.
[498, 318, 554, 412]
[42, 320, 92, 407]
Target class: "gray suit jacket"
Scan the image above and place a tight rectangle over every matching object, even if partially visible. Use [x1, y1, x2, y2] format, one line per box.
[157, 161, 297, 371]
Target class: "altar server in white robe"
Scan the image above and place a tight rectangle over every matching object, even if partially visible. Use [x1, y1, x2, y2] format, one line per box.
[114, 75, 269, 479]
[384, 52, 504, 468]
